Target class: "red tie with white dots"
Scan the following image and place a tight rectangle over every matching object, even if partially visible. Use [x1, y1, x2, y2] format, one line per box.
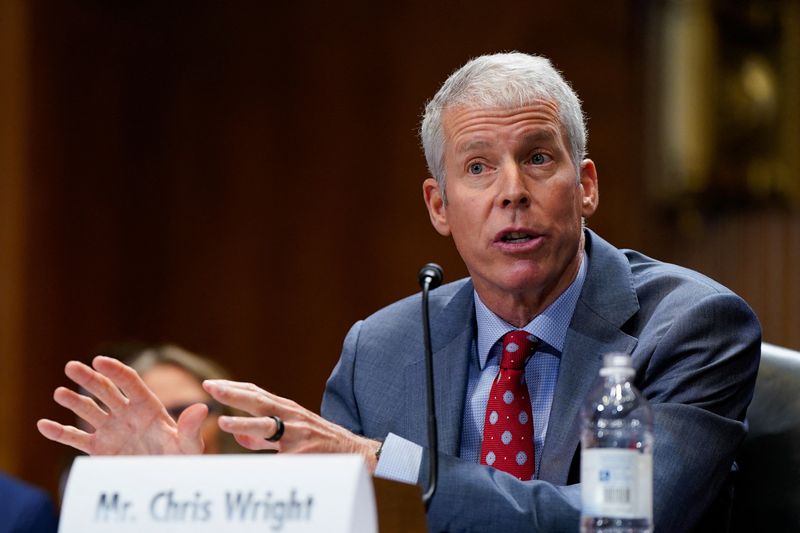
[480, 330, 537, 480]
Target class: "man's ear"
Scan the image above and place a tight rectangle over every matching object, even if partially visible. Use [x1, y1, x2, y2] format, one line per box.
[579, 159, 599, 218]
[423, 178, 451, 236]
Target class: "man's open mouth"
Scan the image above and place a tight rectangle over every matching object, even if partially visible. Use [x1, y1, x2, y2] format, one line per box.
[501, 232, 534, 243]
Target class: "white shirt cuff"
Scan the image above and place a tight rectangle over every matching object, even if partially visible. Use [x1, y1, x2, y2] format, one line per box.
[373, 432, 422, 485]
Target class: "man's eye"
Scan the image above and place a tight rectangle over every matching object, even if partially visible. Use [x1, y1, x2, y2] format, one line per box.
[468, 162, 485, 175]
[530, 153, 550, 165]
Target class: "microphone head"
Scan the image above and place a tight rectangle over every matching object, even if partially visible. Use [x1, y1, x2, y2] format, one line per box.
[418, 263, 444, 290]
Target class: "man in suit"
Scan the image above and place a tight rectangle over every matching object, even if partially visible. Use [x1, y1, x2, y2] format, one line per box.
[322, 228, 759, 531]
[0, 472, 58, 533]
[38, 52, 760, 531]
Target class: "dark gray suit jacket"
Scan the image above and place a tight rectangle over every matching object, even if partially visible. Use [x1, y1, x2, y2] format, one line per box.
[321, 230, 761, 532]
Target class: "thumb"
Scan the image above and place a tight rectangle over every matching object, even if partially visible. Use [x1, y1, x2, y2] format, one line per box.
[176, 402, 208, 454]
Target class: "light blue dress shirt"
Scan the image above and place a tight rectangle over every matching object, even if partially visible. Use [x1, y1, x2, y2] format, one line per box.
[375, 254, 588, 484]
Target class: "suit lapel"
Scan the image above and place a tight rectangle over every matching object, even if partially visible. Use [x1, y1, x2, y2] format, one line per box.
[538, 300, 638, 481]
[538, 230, 640, 483]
[404, 281, 475, 456]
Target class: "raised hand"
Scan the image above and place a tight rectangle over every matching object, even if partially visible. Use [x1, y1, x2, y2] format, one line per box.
[37, 356, 206, 455]
[203, 380, 380, 470]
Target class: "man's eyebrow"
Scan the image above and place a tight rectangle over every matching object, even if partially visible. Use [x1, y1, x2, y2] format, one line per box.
[521, 130, 558, 145]
[456, 140, 493, 154]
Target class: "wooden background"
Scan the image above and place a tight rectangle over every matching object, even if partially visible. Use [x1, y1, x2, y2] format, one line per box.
[1, 0, 798, 498]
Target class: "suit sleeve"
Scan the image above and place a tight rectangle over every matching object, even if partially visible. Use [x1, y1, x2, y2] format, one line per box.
[320, 320, 365, 435]
[420, 454, 582, 532]
[639, 291, 761, 531]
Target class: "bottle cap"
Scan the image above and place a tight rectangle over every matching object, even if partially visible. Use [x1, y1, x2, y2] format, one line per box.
[600, 352, 635, 377]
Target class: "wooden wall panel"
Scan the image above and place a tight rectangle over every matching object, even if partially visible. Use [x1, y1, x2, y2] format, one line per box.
[666, 211, 800, 349]
[0, 0, 29, 475]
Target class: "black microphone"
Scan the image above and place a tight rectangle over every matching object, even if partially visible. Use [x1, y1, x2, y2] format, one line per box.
[418, 263, 443, 508]
[418, 263, 444, 291]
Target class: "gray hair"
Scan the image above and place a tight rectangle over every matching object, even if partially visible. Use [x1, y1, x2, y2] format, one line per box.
[420, 52, 587, 198]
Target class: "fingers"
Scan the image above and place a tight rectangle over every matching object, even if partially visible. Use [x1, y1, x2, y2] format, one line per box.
[203, 380, 287, 452]
[64, 360, 128, 411]
[220, 417, 281, 452]
[205, 380, 289, 405]
[203, 380, 289, 418]
[176, 403, 208, 455]
[62, 356, 164, 415]
[53, 386, 108, 430]
[203, 380, 357, 455]
[204, 380, 278, 401]
[233, 433, 279, 451]
[37, 419, 93, 455]
[92, 356, 161, 408]
[218, 415, 282, 440]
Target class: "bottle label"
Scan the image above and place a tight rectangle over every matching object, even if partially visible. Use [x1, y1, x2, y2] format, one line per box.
[581, 448, 652, 519]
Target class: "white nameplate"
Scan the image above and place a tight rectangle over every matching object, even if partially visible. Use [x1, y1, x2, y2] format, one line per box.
[59, 454, 376, 533]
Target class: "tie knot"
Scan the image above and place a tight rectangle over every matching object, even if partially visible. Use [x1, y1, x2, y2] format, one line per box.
[500, 330, 537, 370]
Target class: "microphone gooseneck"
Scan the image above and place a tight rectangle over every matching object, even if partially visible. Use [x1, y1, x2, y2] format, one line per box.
[418, 263, 443, 509]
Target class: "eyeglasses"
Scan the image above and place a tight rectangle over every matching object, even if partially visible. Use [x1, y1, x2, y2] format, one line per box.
[165, 401, 223, 421]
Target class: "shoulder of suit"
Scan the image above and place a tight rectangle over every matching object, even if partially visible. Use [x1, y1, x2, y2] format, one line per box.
[586, 228, 740, 300]
[621, 246, 739, 299]
[582, 229, 755, 331]
[360, 277, 472, 327]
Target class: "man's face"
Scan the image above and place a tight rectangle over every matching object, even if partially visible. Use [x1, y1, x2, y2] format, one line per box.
[423, 100, 598, 315]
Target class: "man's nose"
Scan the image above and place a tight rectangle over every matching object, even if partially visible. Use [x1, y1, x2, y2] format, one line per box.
[499, 164, 530, 208]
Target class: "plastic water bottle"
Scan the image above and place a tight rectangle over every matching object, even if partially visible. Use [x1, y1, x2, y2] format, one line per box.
[580, 353, 653, 533]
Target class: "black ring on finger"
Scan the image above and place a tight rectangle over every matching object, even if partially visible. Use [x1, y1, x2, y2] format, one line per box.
[265, 415, 285, 442]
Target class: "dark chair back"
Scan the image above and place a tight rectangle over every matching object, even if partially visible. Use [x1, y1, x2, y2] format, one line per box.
[731, 342, 800, 532]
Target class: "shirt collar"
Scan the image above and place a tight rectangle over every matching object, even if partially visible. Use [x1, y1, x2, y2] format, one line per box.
[473, 252, 588, 369]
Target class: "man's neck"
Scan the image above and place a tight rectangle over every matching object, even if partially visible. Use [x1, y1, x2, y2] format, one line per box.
[476, 251, 584, 328]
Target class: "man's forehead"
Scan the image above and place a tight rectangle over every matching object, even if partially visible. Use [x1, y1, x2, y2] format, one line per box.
[441, 101, 566, 150]
[442, 98, 560, 119]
